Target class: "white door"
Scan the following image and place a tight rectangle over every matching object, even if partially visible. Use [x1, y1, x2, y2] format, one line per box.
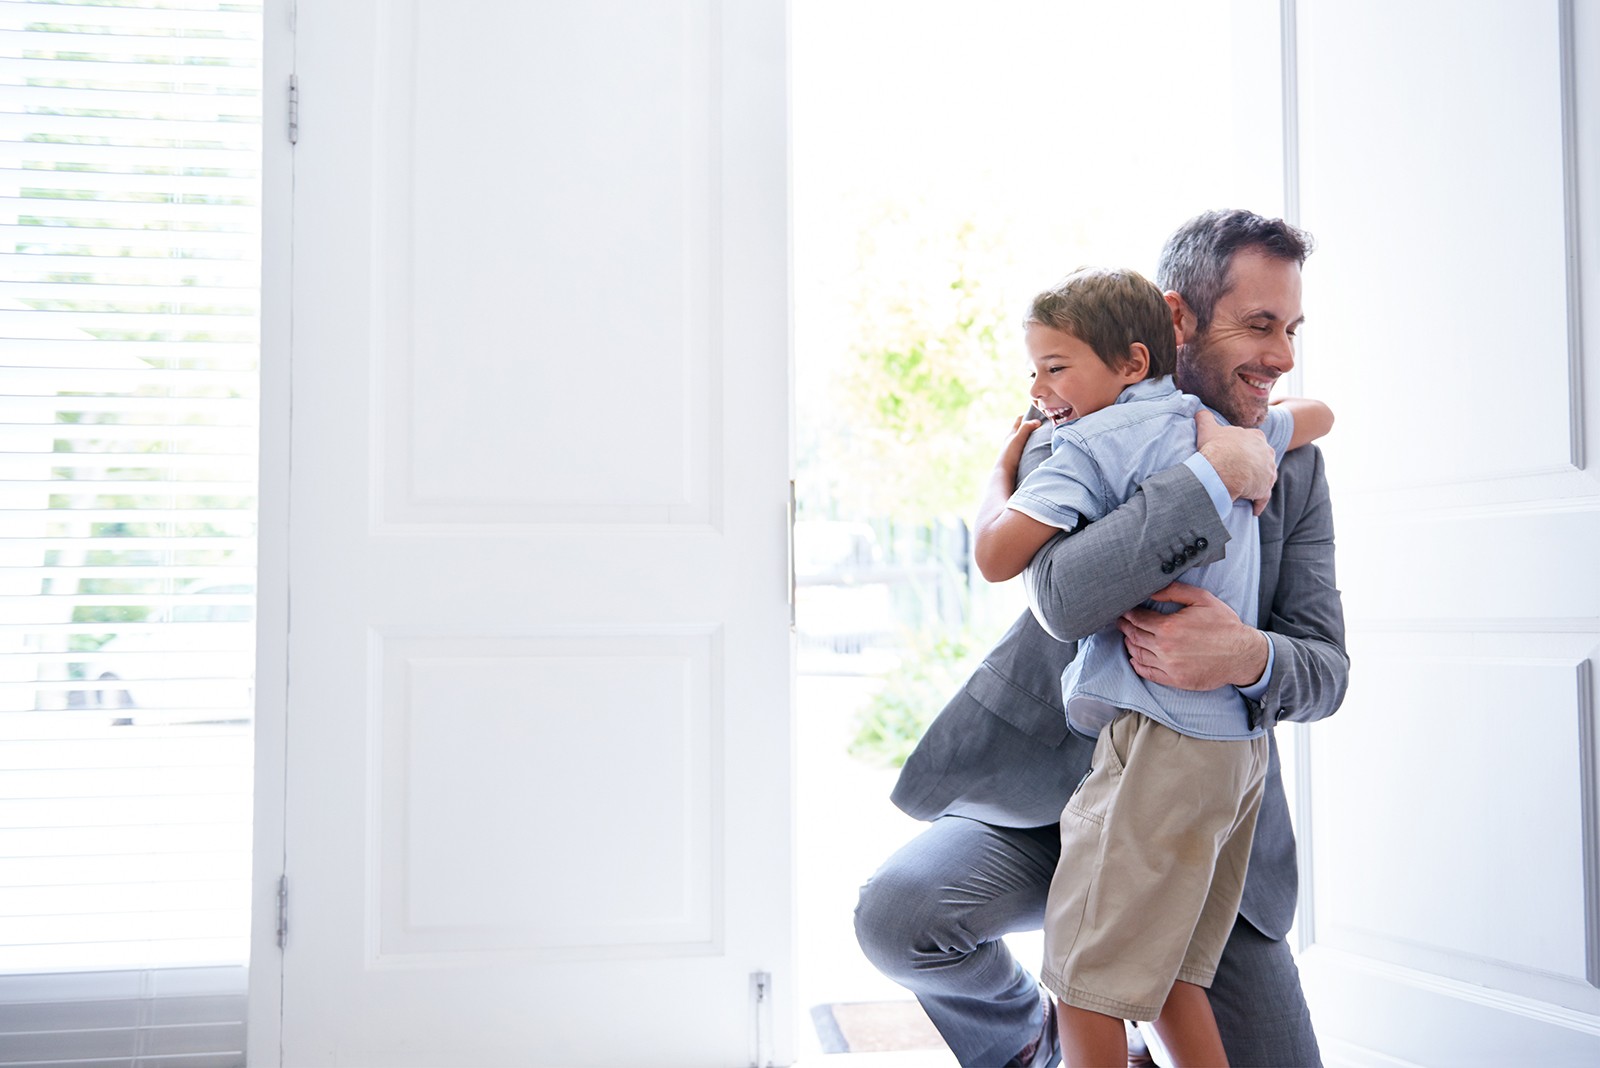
[1289, 0, 1600, 1062]
[250, 1, 793, 1065]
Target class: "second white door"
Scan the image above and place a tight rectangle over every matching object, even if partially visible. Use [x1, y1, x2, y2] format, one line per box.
[253, 1, 794, 1064]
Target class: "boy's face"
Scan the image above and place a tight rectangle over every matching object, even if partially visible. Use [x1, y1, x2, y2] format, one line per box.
[1025, 323, 1144, 426]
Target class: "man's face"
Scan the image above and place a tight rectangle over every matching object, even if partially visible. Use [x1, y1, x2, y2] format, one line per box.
[1174, 247, 1304, 428]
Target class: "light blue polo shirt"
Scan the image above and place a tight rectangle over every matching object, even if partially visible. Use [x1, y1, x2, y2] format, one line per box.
[1008, 375, 1292, 741]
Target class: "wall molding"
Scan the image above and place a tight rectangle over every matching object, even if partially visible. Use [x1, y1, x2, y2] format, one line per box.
[1581, 658, 1600, 986]
[1303, 944, 1600, 1036]
[1338, 488, 1600, 521]
[1319, 1036, 1427, 1068]
[1342, 618, 1600, 635]
[1278, 0, 1304, 401]
[1560, 0, 1586, 471]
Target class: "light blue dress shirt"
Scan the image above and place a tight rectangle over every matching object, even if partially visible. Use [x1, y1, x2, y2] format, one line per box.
[1008, 375, 1291, 741]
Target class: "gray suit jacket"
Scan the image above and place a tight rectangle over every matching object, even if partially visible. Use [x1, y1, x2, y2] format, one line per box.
[891, 428, 1348, 940]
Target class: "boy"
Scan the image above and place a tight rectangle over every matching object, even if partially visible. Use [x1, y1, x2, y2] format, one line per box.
[972, 267, 1331, 1066]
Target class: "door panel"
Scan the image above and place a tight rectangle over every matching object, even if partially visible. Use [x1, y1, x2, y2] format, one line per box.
[372, 1, 716, 526]
[1291, 0, 1600, 1061]
[255, 2, 792, 1064]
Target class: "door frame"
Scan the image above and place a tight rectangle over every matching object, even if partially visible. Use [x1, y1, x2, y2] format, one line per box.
[247, 0, 295, 1059]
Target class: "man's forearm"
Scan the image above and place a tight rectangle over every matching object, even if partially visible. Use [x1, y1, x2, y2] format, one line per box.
[1022, 463, 1231, 643]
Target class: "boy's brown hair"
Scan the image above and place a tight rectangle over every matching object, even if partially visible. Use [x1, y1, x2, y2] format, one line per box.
[1026, 267, 1177, 378]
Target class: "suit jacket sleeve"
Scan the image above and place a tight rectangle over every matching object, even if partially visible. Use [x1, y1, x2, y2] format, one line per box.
[1020, 429, 1348, 728]
[1021, 458, 1233, 643]
[1250, 444, 1349, 726]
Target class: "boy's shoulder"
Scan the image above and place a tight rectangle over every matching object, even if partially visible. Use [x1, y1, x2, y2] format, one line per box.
[1052, 380, 1198, 451]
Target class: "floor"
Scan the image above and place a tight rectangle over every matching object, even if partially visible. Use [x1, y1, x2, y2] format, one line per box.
[793, 1052, 958, 1068]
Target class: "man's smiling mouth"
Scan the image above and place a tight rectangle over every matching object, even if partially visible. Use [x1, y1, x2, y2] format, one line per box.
[1239, 372, 1276, 396]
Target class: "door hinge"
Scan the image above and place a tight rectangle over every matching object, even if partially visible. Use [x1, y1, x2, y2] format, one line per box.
[276, 875, 289, 949]
[288, 75, 299, 144]
[748, 970, 773, 1068]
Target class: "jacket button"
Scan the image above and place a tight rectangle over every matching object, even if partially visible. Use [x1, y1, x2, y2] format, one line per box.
[1160, 561, 1174, 574]
[1184, 544, 1199, 558]
[1195, 537, 1209, 550]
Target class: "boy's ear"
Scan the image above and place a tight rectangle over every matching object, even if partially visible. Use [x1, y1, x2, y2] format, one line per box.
[1165, 291, 1195, 347]
[1121, 342, 1150, 382]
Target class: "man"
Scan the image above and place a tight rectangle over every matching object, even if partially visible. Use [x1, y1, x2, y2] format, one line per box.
[854, 209, 1348, 1067]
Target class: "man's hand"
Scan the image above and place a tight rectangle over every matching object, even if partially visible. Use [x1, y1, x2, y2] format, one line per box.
[1119, 582, 1271, 690]
[1195, 410, 1276, 516]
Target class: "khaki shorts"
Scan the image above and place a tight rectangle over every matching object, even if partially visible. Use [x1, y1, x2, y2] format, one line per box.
[1040, 710, 1268, 1021]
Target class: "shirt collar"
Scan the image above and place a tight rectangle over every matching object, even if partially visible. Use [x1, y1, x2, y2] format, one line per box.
[1115, 374, 1178, 405]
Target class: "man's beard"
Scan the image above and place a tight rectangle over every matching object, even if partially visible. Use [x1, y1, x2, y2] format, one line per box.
[1174, 337, 1269, 428]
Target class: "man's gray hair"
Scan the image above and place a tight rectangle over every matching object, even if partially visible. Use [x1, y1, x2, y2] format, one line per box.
[1155, 209, 1313, 335]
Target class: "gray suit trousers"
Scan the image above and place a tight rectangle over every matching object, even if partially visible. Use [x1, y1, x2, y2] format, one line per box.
[855, 815, 1320, 1066]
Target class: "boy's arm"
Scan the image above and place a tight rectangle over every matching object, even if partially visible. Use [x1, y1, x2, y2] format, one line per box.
[1274, 396, 1334, 451]
[973, 416, 1062, 582]
[975, 510, 1062, 583]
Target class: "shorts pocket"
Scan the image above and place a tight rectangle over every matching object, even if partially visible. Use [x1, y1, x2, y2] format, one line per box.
[1063, 711, 1135, 825]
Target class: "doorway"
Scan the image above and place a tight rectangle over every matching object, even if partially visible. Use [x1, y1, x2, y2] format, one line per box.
[789, 0, 1287, 1058]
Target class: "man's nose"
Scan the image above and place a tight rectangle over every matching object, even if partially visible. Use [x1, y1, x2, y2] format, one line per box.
[1265, 333, 1295, 372]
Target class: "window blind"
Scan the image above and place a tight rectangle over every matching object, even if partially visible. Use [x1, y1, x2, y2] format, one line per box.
[0, 1, 261, 1063]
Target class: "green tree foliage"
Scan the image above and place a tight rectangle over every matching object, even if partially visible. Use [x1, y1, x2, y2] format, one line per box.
[847, 630, 981, 768]
[806, 220, 1026, 522]
[797, 216, 1048, 767]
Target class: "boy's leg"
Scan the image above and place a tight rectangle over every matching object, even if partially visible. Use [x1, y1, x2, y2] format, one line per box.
[854, 816, 1061, 1067]
[1207, 917, 1322, 1067]
[1056, 1002, 1127, 1067]
[1150, 980, 1228, 1067]
[1045, 716, 1256, 1023]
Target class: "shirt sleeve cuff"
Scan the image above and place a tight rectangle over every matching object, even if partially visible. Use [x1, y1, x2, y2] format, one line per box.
[1006, 499, 1081, 533]
[1236, 634, 1275, 700]
[1183, 452, 1233, 519]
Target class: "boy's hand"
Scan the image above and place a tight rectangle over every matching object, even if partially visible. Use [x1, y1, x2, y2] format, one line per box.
[996, 415, 1043, 476]
[1118, 582, 1271, 690]
[1195, 410, 1276, 516]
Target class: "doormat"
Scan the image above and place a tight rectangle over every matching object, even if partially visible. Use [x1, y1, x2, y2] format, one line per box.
[809, 1000, 946, 1054]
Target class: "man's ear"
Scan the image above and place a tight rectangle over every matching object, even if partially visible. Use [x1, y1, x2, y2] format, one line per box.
[1165, 291, 1195, 347]
[1121, 342, 1150, 382]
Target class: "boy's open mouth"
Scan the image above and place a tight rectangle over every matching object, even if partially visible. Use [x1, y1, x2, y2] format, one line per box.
[1044, 405, 1074, 425]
